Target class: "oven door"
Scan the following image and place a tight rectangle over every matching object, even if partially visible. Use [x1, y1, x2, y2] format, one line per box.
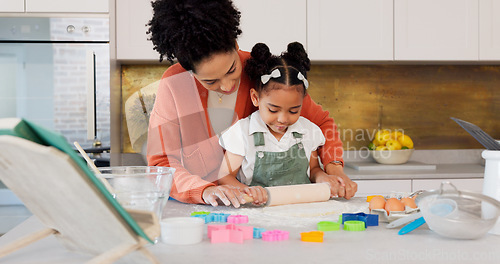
[0, 42, 110, 148]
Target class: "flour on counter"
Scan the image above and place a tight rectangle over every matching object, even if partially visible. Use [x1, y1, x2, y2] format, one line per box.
[185, 198, 369, 229]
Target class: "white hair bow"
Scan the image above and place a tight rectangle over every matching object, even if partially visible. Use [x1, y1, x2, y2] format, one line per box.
[260, 69, 281, 85]
[297, 72, 309, 89]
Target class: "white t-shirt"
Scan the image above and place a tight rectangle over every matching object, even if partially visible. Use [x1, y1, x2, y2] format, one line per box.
[219, 111, 326, 185]
[207, 90, 238, 136]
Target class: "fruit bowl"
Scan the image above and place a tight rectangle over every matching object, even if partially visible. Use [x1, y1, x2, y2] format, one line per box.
[371, 148, 414, 165]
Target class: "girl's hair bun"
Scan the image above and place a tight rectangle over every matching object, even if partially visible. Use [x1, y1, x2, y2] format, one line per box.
[245, 41, 310, 96]
[283, 42, 310, 73]
[246, 43, 274, 80]
[250, 43, 272, 64]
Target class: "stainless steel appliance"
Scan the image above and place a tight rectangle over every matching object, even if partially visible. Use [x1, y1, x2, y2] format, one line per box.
[0, 17, 110, 205]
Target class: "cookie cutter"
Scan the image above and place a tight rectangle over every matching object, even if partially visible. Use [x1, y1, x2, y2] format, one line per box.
[301, 231, 324, 242]
[317, 221, 340, 231]
[227, 215, 249, 224]
[208, 224, 254, 243]
[261, 230, 289, 241]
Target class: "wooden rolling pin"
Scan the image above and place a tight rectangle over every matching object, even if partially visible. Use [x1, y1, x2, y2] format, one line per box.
[243, 183, 331, 206]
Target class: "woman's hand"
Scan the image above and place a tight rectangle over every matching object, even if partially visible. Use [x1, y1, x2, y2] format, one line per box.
[243, 186, 268, 206]
[313, 173, 345, 198]
[325, 163, 358, 199]
[202, 185, 247, 208]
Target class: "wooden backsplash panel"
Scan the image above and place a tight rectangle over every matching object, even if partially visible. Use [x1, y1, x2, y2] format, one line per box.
[121, 64, 499, 152]
[307, 65, 500, 150]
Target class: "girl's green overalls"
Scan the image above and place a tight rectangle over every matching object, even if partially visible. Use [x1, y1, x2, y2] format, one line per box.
[249, 131, 311, 187]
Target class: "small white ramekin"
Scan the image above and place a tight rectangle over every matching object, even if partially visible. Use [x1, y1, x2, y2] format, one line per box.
[161, 217, 205, 245]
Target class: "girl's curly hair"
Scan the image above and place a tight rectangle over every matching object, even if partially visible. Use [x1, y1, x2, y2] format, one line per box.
[147, 0, 242, 72]
[245, 42, 311, 96]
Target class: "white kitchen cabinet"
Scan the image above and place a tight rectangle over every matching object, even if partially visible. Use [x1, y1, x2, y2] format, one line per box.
[116, 0, 158, 61]
[0, 0, 24, 12]
[395, 0, 479, 60]
[0, 0, 108, 13]
[412, 179, 484, 193]
[26, 0, 108, 13]
[479, 0, 500, 60]
[233, 0, 307, 55]
[116, 0, 306, 61]
[307, 0, 393, 61]
[354, 180, 412, 197]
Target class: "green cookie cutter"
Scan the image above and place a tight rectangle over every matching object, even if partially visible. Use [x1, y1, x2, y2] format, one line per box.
[317, 221, 340, 231]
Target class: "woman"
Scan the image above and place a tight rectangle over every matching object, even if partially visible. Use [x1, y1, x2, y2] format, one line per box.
[146, 0, 357, 207]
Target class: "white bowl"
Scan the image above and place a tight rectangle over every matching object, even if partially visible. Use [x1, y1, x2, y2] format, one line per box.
[161, 217, 205, 245]
[371, 149, 414, 165]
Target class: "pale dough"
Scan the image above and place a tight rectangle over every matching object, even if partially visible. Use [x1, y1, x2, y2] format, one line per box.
[261, 199, 369, 218]
[226, 199, 368, 228]
[190, 198, 370, 228]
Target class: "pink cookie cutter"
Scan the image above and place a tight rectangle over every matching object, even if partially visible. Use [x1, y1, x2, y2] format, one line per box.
[227, 215, 249, 224]
[261, 230, 289, 241]
[208, 224, 254, 244]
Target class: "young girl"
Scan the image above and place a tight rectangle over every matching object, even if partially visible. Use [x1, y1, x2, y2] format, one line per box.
[218, 42, 344, 205]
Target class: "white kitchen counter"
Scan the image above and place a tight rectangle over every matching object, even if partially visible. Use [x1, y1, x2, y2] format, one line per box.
[342, 150, 486, 196]
[345, 163, 484, 180]
[1, 199, 500, 264]
[343, 149, 485, 180]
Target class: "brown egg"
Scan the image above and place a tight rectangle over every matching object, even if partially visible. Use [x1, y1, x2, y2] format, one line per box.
[401, 197, 417, 209]
[385, 198, 405, 213]
[369, 196, 386, 211]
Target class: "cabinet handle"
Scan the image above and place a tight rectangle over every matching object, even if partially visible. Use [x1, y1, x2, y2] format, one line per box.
[86, 50, 96, 140]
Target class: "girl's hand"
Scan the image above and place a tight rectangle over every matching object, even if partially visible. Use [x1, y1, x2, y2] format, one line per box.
[243, 186, 268, 206]
[202, 185, 247, 208]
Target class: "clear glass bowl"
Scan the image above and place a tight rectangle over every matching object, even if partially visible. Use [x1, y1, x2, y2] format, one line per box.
[417, 182, 500, 239]
[97, 166, 175, 221]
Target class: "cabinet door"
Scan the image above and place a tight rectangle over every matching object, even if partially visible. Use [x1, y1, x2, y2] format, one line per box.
[480, 0, 500, 60]
[116, 0, 158, 61]
[0, 0, 24, 12]
[353, 180, 412, 197]
[307, 0, 393, 61]
[395, 0, 479, 60]
[412, 179, 484, 193]
[233, 0, 307, 55]
[25, 0, 108, 13]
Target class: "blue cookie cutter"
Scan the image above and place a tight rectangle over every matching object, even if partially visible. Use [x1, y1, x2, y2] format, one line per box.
[253, 227, 266, 239]
[341, 212, 378, 227]
[190, 212, 230, 224]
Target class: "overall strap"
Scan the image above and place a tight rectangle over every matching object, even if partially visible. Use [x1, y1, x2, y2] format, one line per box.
[292, 132, 303, 139]
[253, 132, 265, 147]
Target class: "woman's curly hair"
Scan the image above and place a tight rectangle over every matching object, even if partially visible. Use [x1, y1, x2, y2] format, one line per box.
[147, 0, 242, 72]
[245, 42, 311, 96]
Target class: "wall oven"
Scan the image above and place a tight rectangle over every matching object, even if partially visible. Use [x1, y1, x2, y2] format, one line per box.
[0, 17, 110, 205]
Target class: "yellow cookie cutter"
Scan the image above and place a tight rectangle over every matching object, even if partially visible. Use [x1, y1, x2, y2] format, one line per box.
[366, 195, 384, 202]
[300, 231, 324, 243]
